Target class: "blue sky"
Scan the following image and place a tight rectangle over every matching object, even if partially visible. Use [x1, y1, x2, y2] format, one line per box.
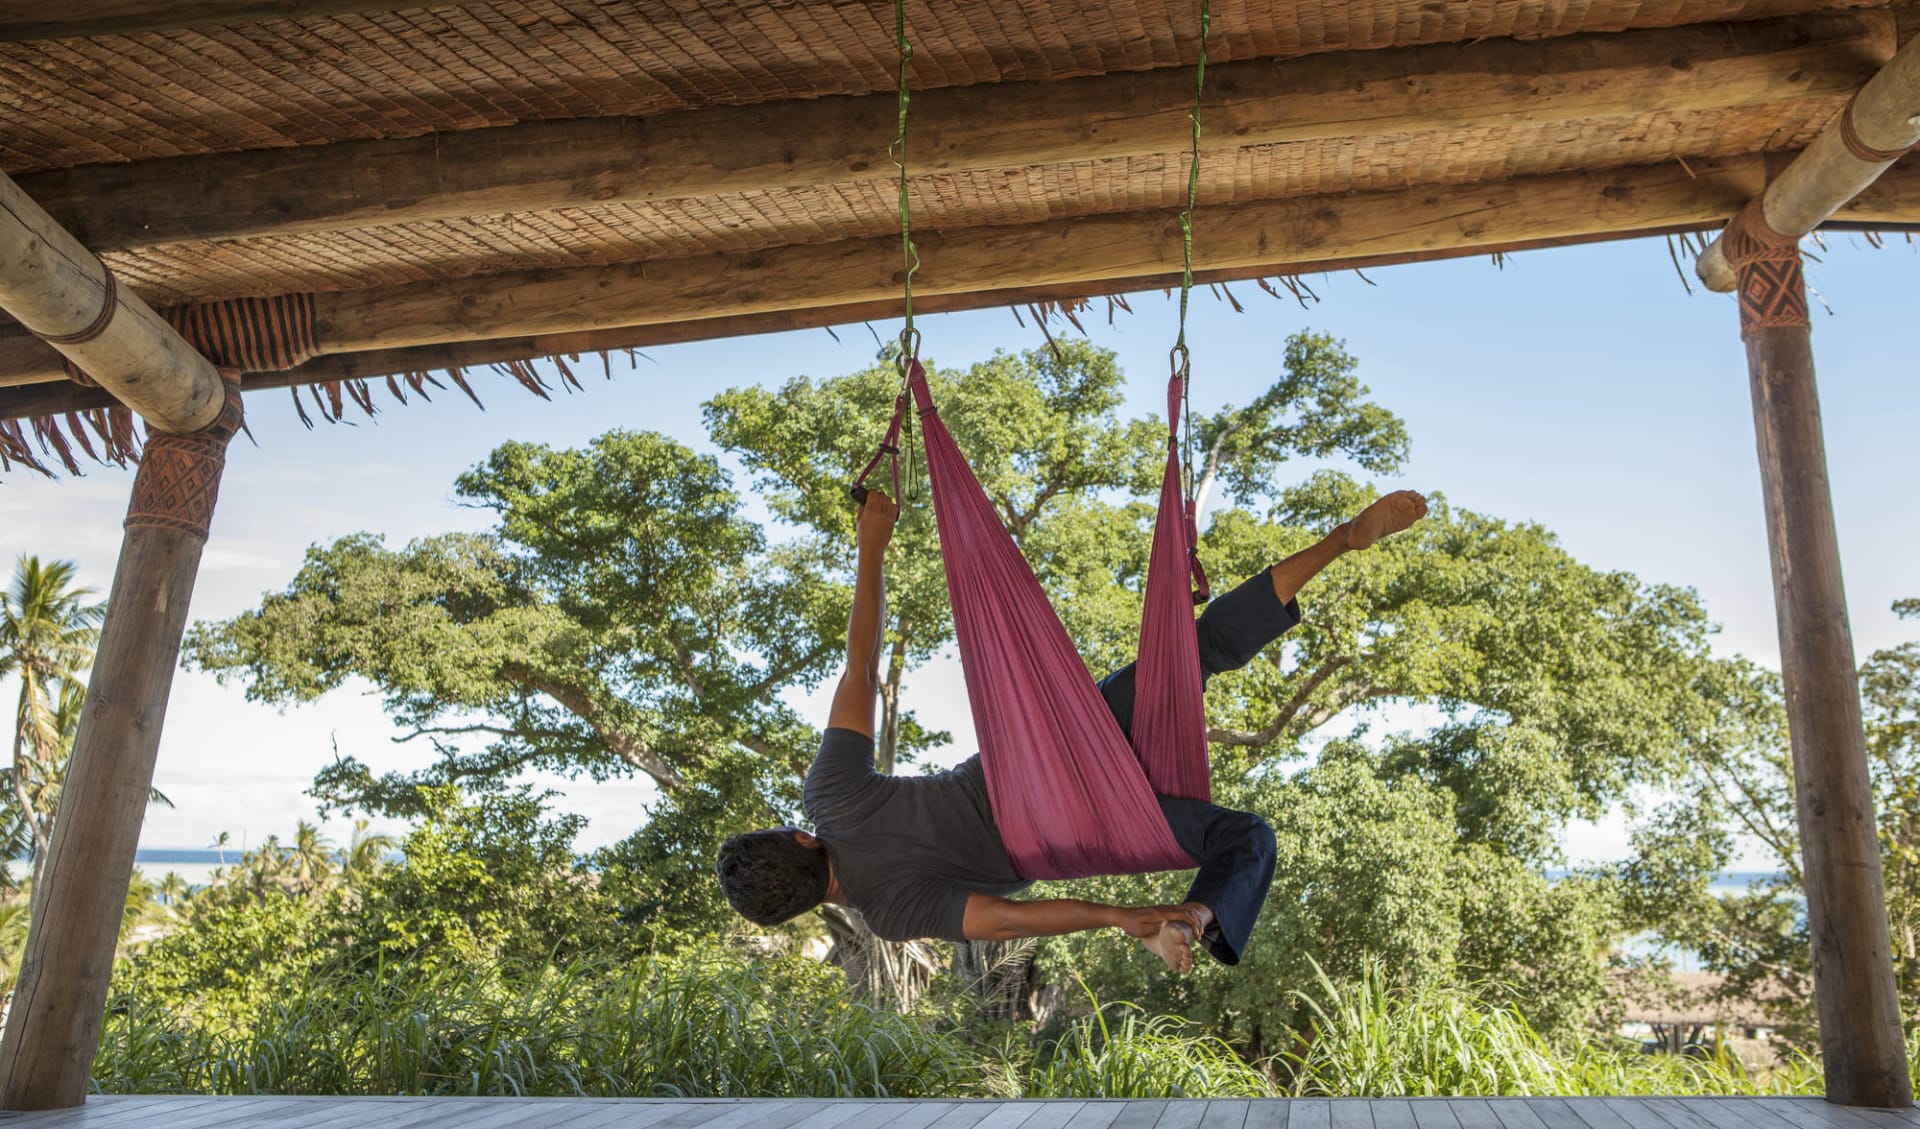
[3, 233, 1915, 864]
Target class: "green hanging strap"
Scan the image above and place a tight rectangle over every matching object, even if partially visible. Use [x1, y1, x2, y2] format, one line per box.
[893, 0, 920, 366]
[872, 0, 919, 505]
[1172, 0, 1209, 501]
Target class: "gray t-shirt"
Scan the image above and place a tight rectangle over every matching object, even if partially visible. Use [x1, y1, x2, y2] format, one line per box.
[803, 728, 1031, 943]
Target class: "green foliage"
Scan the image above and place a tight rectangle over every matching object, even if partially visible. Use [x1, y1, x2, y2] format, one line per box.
[592, 745, 806, 952]
[97, 954, 977, 1098]
[1026, 989, 1273, 1098]
[1283, 961, 1818, 1097]
[1658, 600, 1920, 1046]
[347, 785, 612, 970]
[184, 431, 839, 815]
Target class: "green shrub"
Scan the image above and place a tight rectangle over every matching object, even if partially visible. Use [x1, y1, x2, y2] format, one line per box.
[1282, 959, 1819, 1097]
[1026, 987, 1273, 1099]
[95, 953, 975, 1098]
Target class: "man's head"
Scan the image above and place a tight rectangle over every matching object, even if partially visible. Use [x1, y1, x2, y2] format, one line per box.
[716, 827, 831, 926]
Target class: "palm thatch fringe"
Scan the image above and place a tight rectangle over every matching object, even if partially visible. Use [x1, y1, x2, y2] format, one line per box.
[0, 404, 139, 477]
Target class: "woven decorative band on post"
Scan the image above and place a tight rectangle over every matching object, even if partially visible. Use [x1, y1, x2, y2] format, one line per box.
[41, 269, 117, 348]
[124, 373, 244, 541]
[64, 293, 320, 384]
[1838, 91, 1916, 163]
[1720, 200, 1810, 339]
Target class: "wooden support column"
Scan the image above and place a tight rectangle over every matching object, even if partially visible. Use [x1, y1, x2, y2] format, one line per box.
[1724, 205, 1911, 1108]
[0, 378, 242, 1111]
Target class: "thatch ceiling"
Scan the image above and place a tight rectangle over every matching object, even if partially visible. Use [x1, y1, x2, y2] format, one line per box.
[0, 0, 1916, 433]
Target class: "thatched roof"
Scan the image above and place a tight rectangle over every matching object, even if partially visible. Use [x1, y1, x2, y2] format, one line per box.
[1, 0, 1916, 467]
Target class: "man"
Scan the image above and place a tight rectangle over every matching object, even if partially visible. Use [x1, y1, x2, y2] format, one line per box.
[718, 487, 1427, 972]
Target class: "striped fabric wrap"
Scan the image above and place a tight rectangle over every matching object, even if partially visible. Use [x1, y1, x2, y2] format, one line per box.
[10, 294, 320, 478]
[63, 293, 319, 380]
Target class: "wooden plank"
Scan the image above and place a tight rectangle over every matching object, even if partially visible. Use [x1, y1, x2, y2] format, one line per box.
[1447, 1101, 1507, 1129]
[1242, 1101, 1290, 1129]
[1540, 1098, 1635, 1129]
[1372, 1102, 1419, 1129]
[1515, 1101, 1588, 1129]
[1156, 1104, 1211, 1129]
[20, 1095, 246, 1128]
[1671, 1097, 1809, 1129]
[1754, 1100, 1913, 1129]
[1331, 1101, 1374, 1129]
[1489, 1100, 1553, 1129]
[970, 1104, 1053, 1129]
[1292, 1100, 1334, 1129]
[925, 1102, 1014, 1129]
[16, 12, 1890, 252]
[1058, 1102, 1131, 1129]
[553, 1103, 727, 1129]
[1205, 1102, 1253, 1129]
[1020, 1104, 1092, 1129]
[1408, 1102, 1462, 1129]
[1109, 1100, 1172, 1129]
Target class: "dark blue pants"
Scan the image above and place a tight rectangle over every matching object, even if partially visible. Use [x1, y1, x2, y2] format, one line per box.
[1095, 570, 1298, 965]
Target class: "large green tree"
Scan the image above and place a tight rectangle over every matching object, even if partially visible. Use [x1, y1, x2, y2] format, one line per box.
[187, 431, 844, 816]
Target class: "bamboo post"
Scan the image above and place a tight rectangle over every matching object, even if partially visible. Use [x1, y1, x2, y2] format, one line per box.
[1698, 32, 1920, 290]
[1723, 204, 1911, 1108]
[0, 168, 224, 431]
[0, 378, 242, 1110]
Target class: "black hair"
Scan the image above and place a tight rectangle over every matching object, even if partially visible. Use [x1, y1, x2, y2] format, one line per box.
[716, 828, 831, 926]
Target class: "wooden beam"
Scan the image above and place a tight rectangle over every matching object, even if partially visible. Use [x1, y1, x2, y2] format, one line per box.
[0, 1, 419, 41]
[0, 170, 224, 431]
[6, 152, 1916, 397]
[1698, 30, 1920, 289]
[15, 11, 1895, 252]
[0, 154, 1816, 386]
[0, 219, 1739, 423]
[0, 385, 242, 1110]
[1724, 231, 1911, 1106]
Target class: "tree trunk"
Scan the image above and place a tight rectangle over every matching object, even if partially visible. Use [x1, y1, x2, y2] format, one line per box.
[817, 904, 942, 1009]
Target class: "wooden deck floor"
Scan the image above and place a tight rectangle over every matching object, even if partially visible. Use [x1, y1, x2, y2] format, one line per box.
[5, 1097, 1920, 1129]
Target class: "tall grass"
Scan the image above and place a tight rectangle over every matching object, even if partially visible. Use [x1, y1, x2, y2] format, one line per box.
[1284, 960, 1821, 1098]
[1026, 990, 1274, 1099]
[94, 954, 976, 1098]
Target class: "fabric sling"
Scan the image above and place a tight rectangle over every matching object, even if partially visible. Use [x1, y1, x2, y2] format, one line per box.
[856, 359, 1212, 881]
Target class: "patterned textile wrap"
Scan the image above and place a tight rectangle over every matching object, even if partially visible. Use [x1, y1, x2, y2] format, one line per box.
[905, 359, 1193, 881]
[1130, 369, 1211, 803]
[125, 371, 243, 541]
[1719, 199, 1809, 339]
[26, 294, 317, 476]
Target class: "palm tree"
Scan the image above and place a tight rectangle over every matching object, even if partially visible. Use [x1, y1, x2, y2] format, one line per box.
[157, 870, 189, 910]
[342, 819, 397, 884]
[0, 557, 103, 880]
[288, 821, 334, 897]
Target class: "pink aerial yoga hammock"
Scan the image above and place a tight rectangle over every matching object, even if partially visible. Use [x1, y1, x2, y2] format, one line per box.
[855, 358, 1212, 881]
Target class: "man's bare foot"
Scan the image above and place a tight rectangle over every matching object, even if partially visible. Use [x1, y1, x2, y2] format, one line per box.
[1141, 922, 1196, 973]
[1346, 490, 1429, 551]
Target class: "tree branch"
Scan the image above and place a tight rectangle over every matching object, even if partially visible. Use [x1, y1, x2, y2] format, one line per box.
[499, 662, 686, 790]
[1208, 655, 1351, 748]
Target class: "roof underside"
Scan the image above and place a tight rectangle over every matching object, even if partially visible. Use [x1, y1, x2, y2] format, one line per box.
[0, 0, 1916, 434]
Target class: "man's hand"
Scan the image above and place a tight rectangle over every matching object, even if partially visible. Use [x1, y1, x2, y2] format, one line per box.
[1114, 903, 1211, 940]
[858, 490, 899, 549]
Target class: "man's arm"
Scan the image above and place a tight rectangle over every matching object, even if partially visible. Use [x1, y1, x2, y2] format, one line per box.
[961, 892, 1208, 942]
[825, 491, 899, 738]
